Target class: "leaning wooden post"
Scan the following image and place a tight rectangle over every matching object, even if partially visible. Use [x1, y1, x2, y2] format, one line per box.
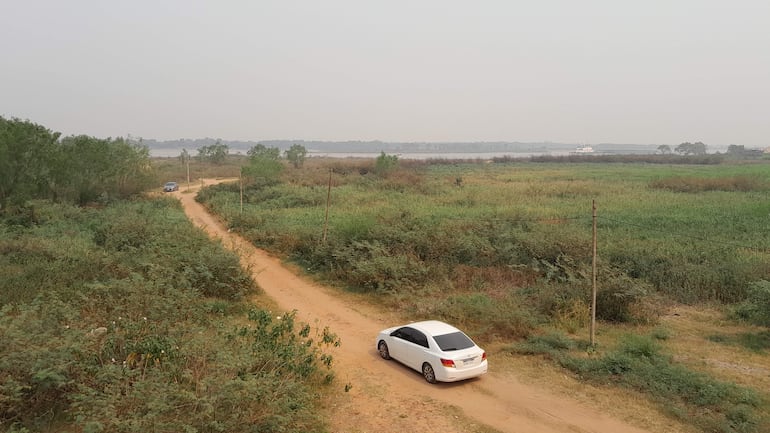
[590, 199, 598, 347]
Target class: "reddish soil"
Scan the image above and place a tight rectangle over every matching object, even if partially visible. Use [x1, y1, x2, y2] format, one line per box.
[175, 179, 654, 433]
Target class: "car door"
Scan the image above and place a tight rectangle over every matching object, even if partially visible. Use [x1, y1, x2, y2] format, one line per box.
[400, 327, 430, 370]
[387, 327, 411, 362]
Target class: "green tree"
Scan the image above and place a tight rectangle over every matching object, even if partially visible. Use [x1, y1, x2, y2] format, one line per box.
[0, 117, 60, 209]
[109, 138, 154, 197]
[242, 144, 283, 186]
[197, 140, 229, 164]
[247, 143, 281, 160]
[52, 136, 153, 205]
[285, 144, 308, 168]
[657, 144, 672, 154]
[675, 141, 707, 156]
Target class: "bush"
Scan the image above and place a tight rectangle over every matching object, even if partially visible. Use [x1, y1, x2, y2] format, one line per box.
[430, 292, 537, 340]
[374, 152, 398, 176]
[595, 269, 652, 323]
[330, 240, 430, 293]
[733, 280, 770, 327]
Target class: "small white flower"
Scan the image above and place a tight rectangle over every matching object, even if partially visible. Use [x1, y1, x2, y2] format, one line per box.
[143, 317, 147, 321]
[65, 325, 70, 329]
[111, 358, 116, 363]
[161, 350, 165, 354]
[276, 316, 281, 320]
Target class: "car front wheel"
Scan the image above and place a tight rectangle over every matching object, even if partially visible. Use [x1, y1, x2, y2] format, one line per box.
[422, 362, 437, 383]
[378, 341, 391, 360]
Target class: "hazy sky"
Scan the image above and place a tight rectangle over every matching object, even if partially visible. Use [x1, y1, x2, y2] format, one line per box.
[2, 1, 769, 147]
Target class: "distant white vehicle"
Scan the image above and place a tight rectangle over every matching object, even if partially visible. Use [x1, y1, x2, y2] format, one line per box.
[376, 320, 488, 383]
[571, 145, 594, 154]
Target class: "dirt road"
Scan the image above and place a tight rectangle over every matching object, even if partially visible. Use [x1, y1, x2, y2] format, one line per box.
[176, 180, 653, 433]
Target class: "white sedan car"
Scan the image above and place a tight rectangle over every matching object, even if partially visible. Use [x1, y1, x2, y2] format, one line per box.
[376, 320, 488, 383]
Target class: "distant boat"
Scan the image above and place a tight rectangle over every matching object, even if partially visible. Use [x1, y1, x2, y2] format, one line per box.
[571, 145, 594, 154]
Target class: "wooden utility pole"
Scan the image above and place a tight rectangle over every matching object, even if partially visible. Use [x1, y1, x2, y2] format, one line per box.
[590, 199, 598, 347]
[323, 169, 332, 242]
[186, 155, 191, 190]
[240, 172, 243, 214]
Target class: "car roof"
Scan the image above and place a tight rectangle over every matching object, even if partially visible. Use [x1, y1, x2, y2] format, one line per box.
[406, 320, 461, 336]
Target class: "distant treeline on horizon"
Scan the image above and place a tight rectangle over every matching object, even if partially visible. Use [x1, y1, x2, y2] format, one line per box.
[142, 138, 665, 155]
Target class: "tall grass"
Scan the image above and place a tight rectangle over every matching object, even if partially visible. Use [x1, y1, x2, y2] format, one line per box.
[198, 160, 770, 311]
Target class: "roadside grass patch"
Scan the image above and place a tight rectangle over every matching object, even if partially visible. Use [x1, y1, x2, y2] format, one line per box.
[707, 331, 770, 353]
[510, 333, 767, 433]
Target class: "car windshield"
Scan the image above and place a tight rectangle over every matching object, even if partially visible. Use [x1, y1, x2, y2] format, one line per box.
[165, 182, 176, 187]
[432, 331, 475, 351]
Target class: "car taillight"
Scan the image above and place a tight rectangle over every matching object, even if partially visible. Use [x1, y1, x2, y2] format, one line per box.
[481, 352, 487, 361]
[440, 358, 455, 368]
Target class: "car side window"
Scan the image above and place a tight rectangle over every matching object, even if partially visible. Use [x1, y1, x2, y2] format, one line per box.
[413, 330, 429, 348]
[391, 328, 409, 341]
[400, 327, 429, 348]
[402, 328, 418, 344]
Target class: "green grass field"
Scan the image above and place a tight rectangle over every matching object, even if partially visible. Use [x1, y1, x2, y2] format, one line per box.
[195, 157, 770, 433]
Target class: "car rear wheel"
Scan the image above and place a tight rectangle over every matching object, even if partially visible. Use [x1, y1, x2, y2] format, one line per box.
[378, 341, 391, 360]
[422, 362, 437, 383]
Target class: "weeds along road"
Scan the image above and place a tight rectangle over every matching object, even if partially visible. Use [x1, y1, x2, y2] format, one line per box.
[175, 179, 652, 433]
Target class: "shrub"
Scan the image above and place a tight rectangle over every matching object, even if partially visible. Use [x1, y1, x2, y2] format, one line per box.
[330, 240, 430, 293]
[430, 292, 537, 340]
[374, 151, 398, 176]
[733, 280, 770, 327]
[595, 269, 652, 323]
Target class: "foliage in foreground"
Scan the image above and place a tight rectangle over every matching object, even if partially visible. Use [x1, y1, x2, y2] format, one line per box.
[509, 333, 768, 433]
[0, 199, 334, 433]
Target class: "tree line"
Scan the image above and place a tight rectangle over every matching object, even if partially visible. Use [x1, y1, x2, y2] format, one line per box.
[0, 116, 155, 210]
